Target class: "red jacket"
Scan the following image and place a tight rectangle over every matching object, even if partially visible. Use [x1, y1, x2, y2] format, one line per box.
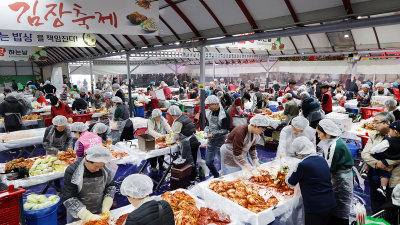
[321, 91, 333, 112]
[51, 102, 73, 119]
[393, 87, 400, 101]
[229, 84, 236, 91]
[163, 87, 172, 99]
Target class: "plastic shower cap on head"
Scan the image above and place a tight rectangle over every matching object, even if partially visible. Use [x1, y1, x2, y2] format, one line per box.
[284, 93, 292, 99]
[6, 93, 16, 99]
[152, 108, 162, 118]
[392, 184, 400, 206]
[220, 78, 224, 81]
[167, 105, 182, 116]
[297, 87, 306, 93]
[205, 95, 220, 104]
[247, 80, 252, 83]
[150, 81, 155, 86]
[384, 99, 397, 108]
[237, 78, 242, 82]
[52, 115, 68, 126]
[273, 80, 277, 84]
[250, 114, 269, 127]
[73, 93, 81, 99]
[362, 84, 369, 89]
[15, 92, 24, 100]
[112, 83, 120, 89]
[111, 96, 122, 104]
[355, 80, 361, 84]
[255, 77, 259, 80]
[216, 85, 223, 90]
[70, 122, 89, 132]
[80, 87, 87, 93]
[86, 146, 112, 163]
[292, 136, 316, 155]
[94, 89, 101, 94]
[205, 90, 211, 96]
[214, 79, 218, 82]
[376, 82, 384, 88]
[384, 83, 391, 88]
[393, 82, 399, 88]
[217, 91, 224, 98]
[92, 123, 111, 134]
[162, 83, 168, 87]
[330, 81, 336, 85]
[262, 93, 269, 99]
[209, 81, 214, 85]
[291, 116, 309, 130]
[120, 174, 153, 199]
[318, 119, 342, 136]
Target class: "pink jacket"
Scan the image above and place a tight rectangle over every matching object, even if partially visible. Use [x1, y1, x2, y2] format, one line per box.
[78, 130, 103, 155]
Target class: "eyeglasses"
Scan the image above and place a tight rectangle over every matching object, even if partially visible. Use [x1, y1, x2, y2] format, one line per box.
[373, 121, 388, 125]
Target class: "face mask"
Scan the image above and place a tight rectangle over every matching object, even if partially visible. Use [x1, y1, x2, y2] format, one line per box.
[55, 103, 59, 107]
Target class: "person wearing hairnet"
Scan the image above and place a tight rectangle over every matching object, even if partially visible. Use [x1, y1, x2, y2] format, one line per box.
[0, 93, 24, 132]
[247, 80, 254, 91]
[253, 77, 260, 89]
[277, 116, 316, 159]
[227, 92, 251, 129]
[384, 99, 400, 120]
[63, 146, 116, 223]
[179, 81, 190, 100]
[219, 78, 227, 92]
[121, 174, 175, 225]
[29, 84, 48, 106]
[332, 84, 346, 101]
[91, 89, 106, 109]
[15, 93, 32, 116]
[204, 95, 230, 178]
[316, 119, 354, 225]
[237, 78, 246, 97]
[160, 82, 172, 99]
[252, 92, 270, 113]
[208, 81, 216, 94]
[0, 89, 11, 102]
[89, 123, 111, 144]
[79, 87, 90, 104]
[282, 93, 299, 124]
[220, 114, 269, 175]
[319, 82, 333, 115]
[372, 82, 393, 97]
[147, 109, 172, 172]
[50, 96, 73, 122]
[285, 137, 336, 225]
[357, 84, 371, 108]
[112, 83, 125, 104]
[217, 90, 233, 110]
[71, 122, 103, 159]
[42, 80, 57, 99]
[147, 81, 155, 93]
[112, 96, 134, 141]
[167, 105, 200, 184]
[72, 93, 88, 115]
[43, 115, 74, 155]
[329, 81, 336, 93]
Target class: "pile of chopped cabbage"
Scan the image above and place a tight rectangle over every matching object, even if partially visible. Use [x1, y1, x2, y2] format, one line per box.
[23, 194, 59, 210]
[29, 155, 65, 176]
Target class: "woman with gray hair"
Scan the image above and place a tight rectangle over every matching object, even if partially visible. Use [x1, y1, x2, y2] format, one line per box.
[91, 89, 105, 109]
[112, 96, 133, 141]
[384, 99, 400, 120]
[252, 92, 270, 113]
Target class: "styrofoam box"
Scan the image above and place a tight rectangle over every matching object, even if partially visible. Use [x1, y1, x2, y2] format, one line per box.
[325, 112, 352, 132]
[371, 96, 393, 107]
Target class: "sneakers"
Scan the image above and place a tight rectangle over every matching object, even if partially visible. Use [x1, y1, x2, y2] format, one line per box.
[361, 170, 369, 179]
[377, 185, 386, 197]
[151, 167, 159, 173]
[159, 165, 167, 171]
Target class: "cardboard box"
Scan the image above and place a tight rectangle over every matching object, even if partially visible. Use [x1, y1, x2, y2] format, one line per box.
[171, 164, 192, 179]
[325, 112, 352, 132]
[371, 96, 393, 107]
[137, 134, 155, 151]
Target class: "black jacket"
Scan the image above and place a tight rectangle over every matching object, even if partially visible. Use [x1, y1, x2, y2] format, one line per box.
[0, 96, 24, 128]
[176, 114, 196, 137]
[43, 84, 57, 94]
[115, 90, 125, 103]
[72, 98, 88, 112]
[80, 93, 89, 104]
[393, 109, 400, 121]
[12, 82, 18, 91]
[125, 200, 175, 225]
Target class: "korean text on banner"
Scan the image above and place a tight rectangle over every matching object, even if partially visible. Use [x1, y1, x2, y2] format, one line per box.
[209, 33, 285, 51]
[0, 30, 96, 47]
[1, 0, 159, 35]
[0, 46, 46, 61]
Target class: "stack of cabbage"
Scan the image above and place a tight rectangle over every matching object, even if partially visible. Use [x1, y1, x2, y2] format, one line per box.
[29, 155, 63, 176]
[23, 194, 58, 210]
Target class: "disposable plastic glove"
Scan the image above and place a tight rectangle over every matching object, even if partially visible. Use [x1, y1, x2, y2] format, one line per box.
[78, 208, 103, 223]
[253, 159, 261, 167]
[102, 197, 113, 214]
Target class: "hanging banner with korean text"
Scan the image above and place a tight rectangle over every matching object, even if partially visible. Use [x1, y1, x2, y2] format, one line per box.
[0, 46, 47, 61]
[0, 0, 159, 35]
[0, 30, 96, 47]
[209, 33, 285, 51]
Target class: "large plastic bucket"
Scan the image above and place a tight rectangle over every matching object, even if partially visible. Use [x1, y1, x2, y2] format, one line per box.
[346, 143, 359, 159]
[136, 106, 145, 118]
[269, 105, 277, 112]
[23, 194, 60, 225]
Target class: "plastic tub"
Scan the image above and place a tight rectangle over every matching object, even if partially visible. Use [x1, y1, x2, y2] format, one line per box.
[346, 143, 359, 159]
[23, 194, 60, 225]
[136, 106, 145, 118]
[200, 146, 206, 160]
[351, 109, 358, 114]
[269, 105, 277, 112]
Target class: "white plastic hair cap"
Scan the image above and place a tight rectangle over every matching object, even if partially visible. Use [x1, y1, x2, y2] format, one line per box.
[111, 96, 122, 104]
[92, 123, 111, 134]
[167, 105, 182, 116]
[284, 93, 292, 99]
[120, 174, 153, 198]
[293, 136, 316, 155]
[376, 82, 384, 88]
[152, 108, 162, 118]
[250, 114, 270, 127]
[85, 146, 112, 163]
[205, 95, 220, 105]
[300, 92, 310, 99]
[80, 87, 87, 93]
[362, 84, 369, 88]
[291, 116, 309, 130]
[70, 122, 89, 132]
[52, 115, 68, 126]
[73, 93, 81, 99]
[112, 83, 120, 89]
[318, 119, 342, 136]
[94, 89, 101, 94]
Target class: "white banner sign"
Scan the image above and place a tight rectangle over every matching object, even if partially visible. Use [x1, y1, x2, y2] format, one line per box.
[0, 46, 47, 61]
[1, 0, 159, 35]
[0, 30, 96, 47]
[209, 34, 285, 51]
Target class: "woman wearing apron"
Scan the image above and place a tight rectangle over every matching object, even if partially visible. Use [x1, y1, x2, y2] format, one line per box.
[179, 81, 190, 100]
[43, 116, 74, 155]
[63, 146, 116, 223]
[29, 84, 48, 106]
[71, 122, 103, 160]
[316, 119, 354, 225]
[112, 96, 134, 141]
[220, 114, 270, 175]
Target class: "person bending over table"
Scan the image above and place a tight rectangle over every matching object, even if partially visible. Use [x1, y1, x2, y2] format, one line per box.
[204, 95, 230, 178]
[120, 174, 175, 225]
[167, 106, 200, 184]
[15, 92, 32, 116]
[42, 80, 57, 99]
[282, 93, 299, 125]
[217, 90, 232, 111]
[320, 82, 333, 115]
[91, 89, 106, 109]
[147, 109, 172, 173]
[89, 123, 111, 144]
[252, 92, 270, 113]
[71, 122, 102, 160]
[69, 85, 80, 96]
[286, 136, 336, 225]
[161, 82, 172, 100]
[113, 83, 125, 104]
[63, 146, 116, 223]
[43, 115, 74, 156]
[50, 96, 73, 122]
[72, 93, 88, 115]
[228, 92, 251, 129]
[277, 116, 316, 159]
[317, 119, 354, 225]
[384, 99, 400, 120]
[220, 114, 269, 175]
[112, 96, 134, 141]
[0, 93, 24, 132]
[29, 85, 48, 106]
[284, 79, 301, 100]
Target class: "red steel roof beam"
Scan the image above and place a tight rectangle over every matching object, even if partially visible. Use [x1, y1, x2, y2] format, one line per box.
[97, 34, 117, 51]
[62, 47, 79, 59]
[138, 35, 150, 45]
[110, 34, 126, 49]
[123, 35, 137, 47]
[199, 0, 228, 36]
[342, 0, 356, 19]
[165, 0, 202, 38]
[49, 47, 69, 61]
[155, 36, 164, 44]
[235, 0, 261, 33]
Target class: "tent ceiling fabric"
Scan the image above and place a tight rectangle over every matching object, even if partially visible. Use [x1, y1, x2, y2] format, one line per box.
[37, 0, 400, 65]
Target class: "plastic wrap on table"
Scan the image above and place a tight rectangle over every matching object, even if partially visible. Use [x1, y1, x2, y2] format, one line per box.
[129, 117, 148, 130]
[0, 128, 47, 151]
[108, 144, 142, 165]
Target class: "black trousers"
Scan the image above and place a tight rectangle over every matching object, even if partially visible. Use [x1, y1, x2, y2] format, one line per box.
[150, 156, 164, 168]
[305, 208, 333, 225]
[189, 136, 200, 181]
[327, 215, 348, 225]
[120, 124, 134, 141]
[310, 119, 321, 145]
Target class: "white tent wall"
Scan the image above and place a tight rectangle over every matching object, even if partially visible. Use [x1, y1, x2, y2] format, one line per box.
[0, 61, 40, 76]
[43, 64, 67, 80]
